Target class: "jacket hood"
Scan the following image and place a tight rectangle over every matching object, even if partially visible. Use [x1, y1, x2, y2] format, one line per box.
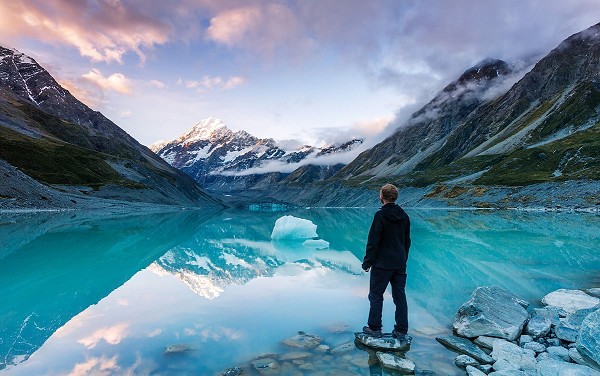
[380, 203, 409, 222]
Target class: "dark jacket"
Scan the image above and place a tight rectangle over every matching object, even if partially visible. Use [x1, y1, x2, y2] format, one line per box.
[362, 203, 411, 271]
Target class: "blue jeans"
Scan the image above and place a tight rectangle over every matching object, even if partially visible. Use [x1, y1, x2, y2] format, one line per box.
[367, 267, 408, 333]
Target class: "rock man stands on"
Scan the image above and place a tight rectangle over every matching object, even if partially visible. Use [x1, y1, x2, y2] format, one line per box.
[362, 183, 411, 339]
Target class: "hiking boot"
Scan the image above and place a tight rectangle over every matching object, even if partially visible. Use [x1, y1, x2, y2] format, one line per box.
[362, 326, 382, 338]
[392, 329, 407, 340]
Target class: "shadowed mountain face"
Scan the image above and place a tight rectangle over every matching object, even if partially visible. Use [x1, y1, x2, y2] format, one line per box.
[334, 58, 515, 180]
[0, 46, 220, 208]
[335, 23, 600, 189]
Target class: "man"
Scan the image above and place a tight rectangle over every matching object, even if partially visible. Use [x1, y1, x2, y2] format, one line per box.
[362, 183, 411, 339]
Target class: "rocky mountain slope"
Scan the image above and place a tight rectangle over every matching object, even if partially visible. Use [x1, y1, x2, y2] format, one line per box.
[337, 58, 514, 181]
[244, 23, 600, 208]
[0, 46, 221, 209]
[154, 117, 363, 192]
[336, 23, 600, 193]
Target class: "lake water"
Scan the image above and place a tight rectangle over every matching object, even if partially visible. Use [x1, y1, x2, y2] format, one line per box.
[1, 208, 599, 375]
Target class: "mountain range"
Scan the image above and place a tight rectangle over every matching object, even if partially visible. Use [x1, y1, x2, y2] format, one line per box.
[153, 117, 363, 194]
[151, 22, 600, 208]
[2, 22, 600, 210]
[0, 46, 220, 210]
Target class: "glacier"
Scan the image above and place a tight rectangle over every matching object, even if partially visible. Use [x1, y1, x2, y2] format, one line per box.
[270, 215, 318, 240]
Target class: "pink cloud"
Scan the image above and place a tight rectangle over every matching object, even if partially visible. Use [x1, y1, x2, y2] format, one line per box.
[0, 0, 170, 63]
[57, 78, 104, 108]
[205, 3, 313, 57]
[82, 69, 132, 94]
[68, 355, 119, 376]
[78, 322, 130, 349]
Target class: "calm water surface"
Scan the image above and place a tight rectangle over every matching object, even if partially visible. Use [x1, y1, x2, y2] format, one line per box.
[0, 208, 599, 375]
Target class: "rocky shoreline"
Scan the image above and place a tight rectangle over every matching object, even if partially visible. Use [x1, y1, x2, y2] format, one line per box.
[215, 286, 600, 376]
[437, 286, 600, 375]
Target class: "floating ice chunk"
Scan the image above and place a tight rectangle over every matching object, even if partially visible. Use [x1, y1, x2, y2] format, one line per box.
[302, 239, 330, 249]
[271, 215, 318, 240]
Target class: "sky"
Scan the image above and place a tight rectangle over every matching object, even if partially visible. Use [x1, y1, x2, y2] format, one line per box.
[1, 0, 600, 148]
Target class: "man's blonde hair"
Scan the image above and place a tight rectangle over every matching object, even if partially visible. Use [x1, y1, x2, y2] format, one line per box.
[380, 183, 398, 202]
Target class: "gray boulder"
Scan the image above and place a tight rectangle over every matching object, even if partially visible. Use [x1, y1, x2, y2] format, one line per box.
[164, 344, 197, 353]
[576, 309, 600, 369]
[330, 342, 354, 354]
[282, 331, 322, 349]
[354, 332, 411, 351]
[526, 315, 552, 337]
[252, 358, 279, 376]
[534, 307, 562, 326]
[524, 341, 546, 353]
[491, 339, 537, 373]
[435, 335, 493, 364]
[519, 335, 533, 345]
[488, 371, 527, 376]
[455, 354, 479, 368]
[218, 367, 243, 376]
[547, 338, 561, 347]
[376, 352, 415, 374]
[547, 346, 570, 362]
[537, 352, 551, 362]
[466, 365, 487, 376]
[476, 364, 493, 374]
[541, 289, 600, 315]
[475, 335, 497, 349]
[537, 359, 600, 376]
[570, 348, 600, 370]
[453, 286, 529, 341]
[555, 325, 579, 342]
[567, 308, 600, 329]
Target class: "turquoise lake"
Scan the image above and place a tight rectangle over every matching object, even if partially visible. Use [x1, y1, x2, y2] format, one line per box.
[1, 208, 599, 375]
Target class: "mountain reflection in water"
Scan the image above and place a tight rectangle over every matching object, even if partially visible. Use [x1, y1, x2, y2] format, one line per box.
[1, 208, 598, 375]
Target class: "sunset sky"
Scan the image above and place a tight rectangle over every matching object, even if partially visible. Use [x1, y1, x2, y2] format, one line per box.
[1, 0, 600, 147]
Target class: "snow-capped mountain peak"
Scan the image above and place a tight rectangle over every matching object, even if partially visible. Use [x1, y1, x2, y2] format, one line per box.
[153, 118, 364, 190]
[179, 117, 232, 144]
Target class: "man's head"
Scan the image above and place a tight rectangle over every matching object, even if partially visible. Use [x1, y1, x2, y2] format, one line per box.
[380, 183, 398, 204]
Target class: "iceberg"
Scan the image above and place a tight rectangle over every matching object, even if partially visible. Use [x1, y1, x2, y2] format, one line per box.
[271, 215, 318, 240]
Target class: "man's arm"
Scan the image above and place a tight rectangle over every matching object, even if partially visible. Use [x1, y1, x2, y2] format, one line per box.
[362, 212, 383, 271]
[405, 218, 411, 258]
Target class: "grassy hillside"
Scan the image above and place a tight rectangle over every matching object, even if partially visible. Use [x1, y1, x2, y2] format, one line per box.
[0, 126, 142, 189]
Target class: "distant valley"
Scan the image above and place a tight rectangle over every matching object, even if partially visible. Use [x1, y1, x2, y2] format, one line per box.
[1, 22, 600, 211]
[152, 23, 600, 209]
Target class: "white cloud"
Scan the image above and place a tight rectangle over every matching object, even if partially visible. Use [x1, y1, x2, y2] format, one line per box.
[68, 355, 120, 376]
[78, 322, 130, 349]
[82, 69, 132, 94]
[183, 75, 245, 92]
[217, 145, 366, 176]
[148, 79, 166, 88]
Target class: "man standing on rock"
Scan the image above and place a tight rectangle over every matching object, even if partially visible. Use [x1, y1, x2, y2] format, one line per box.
[362, 183, 411, 339]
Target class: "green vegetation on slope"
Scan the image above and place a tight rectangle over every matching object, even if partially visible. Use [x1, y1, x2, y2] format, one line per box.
[528, 82, 600, 143]
[476, 123, 600, 185]
[0, 126, 142, 188]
